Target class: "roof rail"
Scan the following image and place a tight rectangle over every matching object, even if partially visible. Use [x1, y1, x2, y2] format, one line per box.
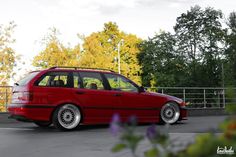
[49, 66, 115, 72]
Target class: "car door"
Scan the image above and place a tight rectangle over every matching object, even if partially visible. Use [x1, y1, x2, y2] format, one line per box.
[104, 73, 159, 122]
[72, 71, 119, 124]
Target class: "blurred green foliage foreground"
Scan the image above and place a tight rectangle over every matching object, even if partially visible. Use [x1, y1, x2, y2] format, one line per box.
[109, 89, 236, 157]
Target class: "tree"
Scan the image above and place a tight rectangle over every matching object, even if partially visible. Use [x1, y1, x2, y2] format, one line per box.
[79, 22, 142, 84]
[138, 31, 186, 87]
[0, 22, 18, 112]
[174, 5, 225, 87]
[139, 6, 226, 88]
[33, 28, 81, 69]
[174, 5, 203, 76]
[0, 22, 18, 85]
[200, 7, 225, 87]
[225, 12, 236, 86]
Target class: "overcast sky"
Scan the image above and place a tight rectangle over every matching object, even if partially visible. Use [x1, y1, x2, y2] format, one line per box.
[0, 0, 235, 66]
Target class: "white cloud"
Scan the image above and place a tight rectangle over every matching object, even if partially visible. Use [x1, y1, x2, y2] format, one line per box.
[37, 0, 138, 18]
[169, 2, 181, 8]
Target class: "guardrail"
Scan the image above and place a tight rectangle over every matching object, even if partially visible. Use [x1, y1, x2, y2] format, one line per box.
[146, 87, 236, 109]
[0, 86, 235, 112]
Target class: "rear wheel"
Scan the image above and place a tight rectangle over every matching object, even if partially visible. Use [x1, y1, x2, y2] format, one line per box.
[34, 121, 51, 128]
[52, 104, 81, 131]
[160, 102, 180, 124]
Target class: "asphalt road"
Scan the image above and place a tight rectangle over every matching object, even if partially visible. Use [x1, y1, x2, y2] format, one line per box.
[0, 116, 227, 157]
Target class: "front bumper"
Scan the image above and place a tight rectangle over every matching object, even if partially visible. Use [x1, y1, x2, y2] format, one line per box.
[180, 106, 188, 120]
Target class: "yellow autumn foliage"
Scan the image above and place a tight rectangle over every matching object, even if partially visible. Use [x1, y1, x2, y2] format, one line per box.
[79, 22, 142, 84]
[33, 23, 142, 85]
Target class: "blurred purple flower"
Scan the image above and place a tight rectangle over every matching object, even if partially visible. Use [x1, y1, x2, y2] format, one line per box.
[128, 115, 137, 126]
[112, 113, 120, 123]
[146, 124, 157, 140]
[110, 114, 121, 136]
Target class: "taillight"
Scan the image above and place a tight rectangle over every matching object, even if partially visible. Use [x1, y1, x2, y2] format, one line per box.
[17, 92, 33, 101]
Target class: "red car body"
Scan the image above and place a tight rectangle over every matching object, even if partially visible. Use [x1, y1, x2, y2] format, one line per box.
[8, 67, 187, 128]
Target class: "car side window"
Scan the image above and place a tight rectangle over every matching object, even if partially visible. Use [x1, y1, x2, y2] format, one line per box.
[79, 72, 105, 90]
[38, 75, 50, 86]
[36, 72, 69, 87]
[104, 74, 138, 92]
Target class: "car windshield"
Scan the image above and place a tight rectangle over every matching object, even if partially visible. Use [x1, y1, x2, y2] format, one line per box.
[17, 72, 39, 86]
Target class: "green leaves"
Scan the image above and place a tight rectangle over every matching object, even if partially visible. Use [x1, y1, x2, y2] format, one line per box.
[144, 148, 158, 157]
[139, 6, 229, 88]
[225, 12, 236, 86]
[121, 133, 144, 154]
[138, 31, 186, 87]
[174, 5, 225, 87]
[110, 115, 143, 157]
[111, 143, 127, 152]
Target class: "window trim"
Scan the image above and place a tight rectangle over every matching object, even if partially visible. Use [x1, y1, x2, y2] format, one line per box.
[100, 73, 111, 90]
[72, 72, 84, 88]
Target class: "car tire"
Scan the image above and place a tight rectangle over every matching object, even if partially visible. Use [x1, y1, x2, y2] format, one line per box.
[52, 104, 81, 131]
[34, 121, 52, 128]
[160, 102, 180, 124]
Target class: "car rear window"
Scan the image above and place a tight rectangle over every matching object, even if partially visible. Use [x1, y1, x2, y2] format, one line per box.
[17, 72, 39, 86]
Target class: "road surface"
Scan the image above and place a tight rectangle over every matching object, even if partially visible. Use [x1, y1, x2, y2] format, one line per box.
[0, 116, 226, 157]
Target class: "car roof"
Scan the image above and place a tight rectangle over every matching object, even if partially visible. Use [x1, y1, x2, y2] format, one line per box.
[51, 66, 114, 72]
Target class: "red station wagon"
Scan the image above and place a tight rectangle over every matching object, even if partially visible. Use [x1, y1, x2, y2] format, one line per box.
[8, 66, 187, 130]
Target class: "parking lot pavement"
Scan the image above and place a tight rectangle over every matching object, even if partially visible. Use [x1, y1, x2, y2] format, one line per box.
[0, 116, 226, 157]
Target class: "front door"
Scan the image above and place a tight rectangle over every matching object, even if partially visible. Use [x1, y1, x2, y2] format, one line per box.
[104, 74, 158, 122]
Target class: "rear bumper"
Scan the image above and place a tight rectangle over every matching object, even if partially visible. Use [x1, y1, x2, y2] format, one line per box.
[8, 114, 33, 122]
[8, 104, 54, 122]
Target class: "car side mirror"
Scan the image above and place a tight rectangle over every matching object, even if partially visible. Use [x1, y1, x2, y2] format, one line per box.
[138, 86, 145, 93]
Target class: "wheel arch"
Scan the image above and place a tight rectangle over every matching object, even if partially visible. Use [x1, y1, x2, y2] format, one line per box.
[160, 100, 181, 124]
[50, 102, 84, 123]
[165, 100, 183, 120]
[164, 100, 181, 107]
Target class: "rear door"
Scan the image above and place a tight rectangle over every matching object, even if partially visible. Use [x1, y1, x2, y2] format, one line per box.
[72, 71, 119, 124]
[33, 71, 74, 106]
[32, 71, 74, 120]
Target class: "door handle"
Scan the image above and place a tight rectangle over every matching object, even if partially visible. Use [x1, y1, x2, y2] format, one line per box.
[114, 93, 122, 96]
[76, 91, 85, 94]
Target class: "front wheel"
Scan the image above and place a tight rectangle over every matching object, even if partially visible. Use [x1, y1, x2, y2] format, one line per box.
[52, 104, 81, 131]
[160, 102, 180, 124]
